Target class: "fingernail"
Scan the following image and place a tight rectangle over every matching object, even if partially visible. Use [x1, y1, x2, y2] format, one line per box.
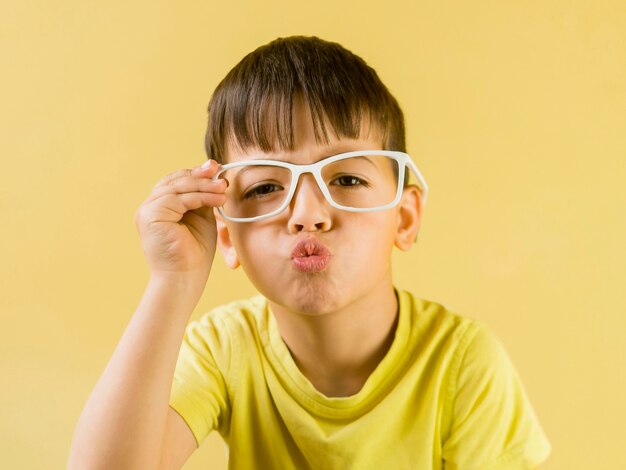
[201, 160, 213, 169]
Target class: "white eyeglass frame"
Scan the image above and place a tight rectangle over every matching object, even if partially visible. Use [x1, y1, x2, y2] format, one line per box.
[212, 150, 428, 223]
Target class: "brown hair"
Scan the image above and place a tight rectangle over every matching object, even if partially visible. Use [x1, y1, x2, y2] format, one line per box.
[204, 36, 406, 163]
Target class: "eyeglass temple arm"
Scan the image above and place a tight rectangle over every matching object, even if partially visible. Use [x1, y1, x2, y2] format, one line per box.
[406, 158, 429, 206]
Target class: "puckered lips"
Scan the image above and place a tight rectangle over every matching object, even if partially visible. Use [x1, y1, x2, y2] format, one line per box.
[290, 237, 332, 273]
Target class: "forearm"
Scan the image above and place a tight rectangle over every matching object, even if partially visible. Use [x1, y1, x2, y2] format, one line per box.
[68, 274, 205, 470]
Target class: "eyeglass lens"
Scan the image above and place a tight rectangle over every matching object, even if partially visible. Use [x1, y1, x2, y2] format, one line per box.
[219, 154, 400, 220]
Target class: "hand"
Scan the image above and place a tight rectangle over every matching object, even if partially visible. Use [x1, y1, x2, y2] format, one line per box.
[134, 160, 227, 278]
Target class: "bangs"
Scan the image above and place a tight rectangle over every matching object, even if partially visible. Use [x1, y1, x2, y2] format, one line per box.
[222, 92, 385, 159]
[205, 36, 405, 163]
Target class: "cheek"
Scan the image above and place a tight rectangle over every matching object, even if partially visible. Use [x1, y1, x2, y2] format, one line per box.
[341, 213, 398, 255]
[231, 227, 278, 270]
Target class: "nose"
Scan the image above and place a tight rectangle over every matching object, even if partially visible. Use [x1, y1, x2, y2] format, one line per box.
[287, 172, 332, 233]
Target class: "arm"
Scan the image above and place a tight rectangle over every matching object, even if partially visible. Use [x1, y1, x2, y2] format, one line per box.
[67, 274, 203, 470]
[68, 160, 227, 469]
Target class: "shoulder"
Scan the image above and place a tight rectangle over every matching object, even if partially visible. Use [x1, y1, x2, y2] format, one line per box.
[181, 294, 268, 359]
[397, 289, 485, 359]
[401, 290, 520, 401]
[191, 294, 267, 334]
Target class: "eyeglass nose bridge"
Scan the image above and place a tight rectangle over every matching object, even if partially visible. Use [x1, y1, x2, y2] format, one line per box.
[284, 166, 335, 209]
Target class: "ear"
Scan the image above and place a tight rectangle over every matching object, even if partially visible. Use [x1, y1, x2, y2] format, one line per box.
[394, 185, 424, 251]
[214, 208, 240, 269]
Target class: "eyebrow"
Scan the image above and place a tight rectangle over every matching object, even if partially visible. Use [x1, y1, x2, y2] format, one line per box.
[240, 153, 380, 166]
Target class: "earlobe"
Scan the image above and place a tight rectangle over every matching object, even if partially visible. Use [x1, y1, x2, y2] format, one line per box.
[214, 209, 240, 269]
[394, 186, 423, 251]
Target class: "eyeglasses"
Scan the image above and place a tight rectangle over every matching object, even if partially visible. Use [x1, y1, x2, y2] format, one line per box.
[212, 150, 428, 222]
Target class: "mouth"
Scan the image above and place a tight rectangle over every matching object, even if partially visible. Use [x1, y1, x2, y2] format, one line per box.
[290, 237, 332, 273]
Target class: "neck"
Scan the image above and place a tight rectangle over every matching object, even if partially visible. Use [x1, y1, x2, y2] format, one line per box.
[269, 281, 399, 397]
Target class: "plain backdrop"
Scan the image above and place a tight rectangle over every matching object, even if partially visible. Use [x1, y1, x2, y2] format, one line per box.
[1, 1, 624, 468]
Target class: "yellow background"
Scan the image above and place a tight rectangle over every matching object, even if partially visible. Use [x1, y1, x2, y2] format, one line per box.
[1, 1, 624, 468]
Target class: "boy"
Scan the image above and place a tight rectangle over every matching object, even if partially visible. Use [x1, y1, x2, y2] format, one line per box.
[69, 36, 551, 469]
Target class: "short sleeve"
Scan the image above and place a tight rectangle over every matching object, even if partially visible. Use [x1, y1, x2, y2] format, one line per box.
[442, 323, 552, 469]
[169, 316, 231, 447]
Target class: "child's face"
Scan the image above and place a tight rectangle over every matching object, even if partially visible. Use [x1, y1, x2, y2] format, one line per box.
[214, 101, 422, 316]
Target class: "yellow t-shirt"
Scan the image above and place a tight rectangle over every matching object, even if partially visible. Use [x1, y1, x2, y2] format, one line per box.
[169, 289, 551, 469]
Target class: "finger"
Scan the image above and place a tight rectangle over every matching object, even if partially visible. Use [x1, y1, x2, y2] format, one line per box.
[156, 159, 222, 188]
[182, 202, 215, 225]
[144, 175, 228, 205]
[140, 191, 227, 224]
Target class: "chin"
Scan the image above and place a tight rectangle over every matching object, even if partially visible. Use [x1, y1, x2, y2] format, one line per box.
[268, 274, 341, 316]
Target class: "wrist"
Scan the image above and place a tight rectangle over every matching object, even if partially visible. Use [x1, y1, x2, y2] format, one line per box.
[148, 270, 208, 298]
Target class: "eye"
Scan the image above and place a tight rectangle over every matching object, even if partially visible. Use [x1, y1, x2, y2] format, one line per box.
[332, 175, 370, 188]
[243, 183, 283, 199]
